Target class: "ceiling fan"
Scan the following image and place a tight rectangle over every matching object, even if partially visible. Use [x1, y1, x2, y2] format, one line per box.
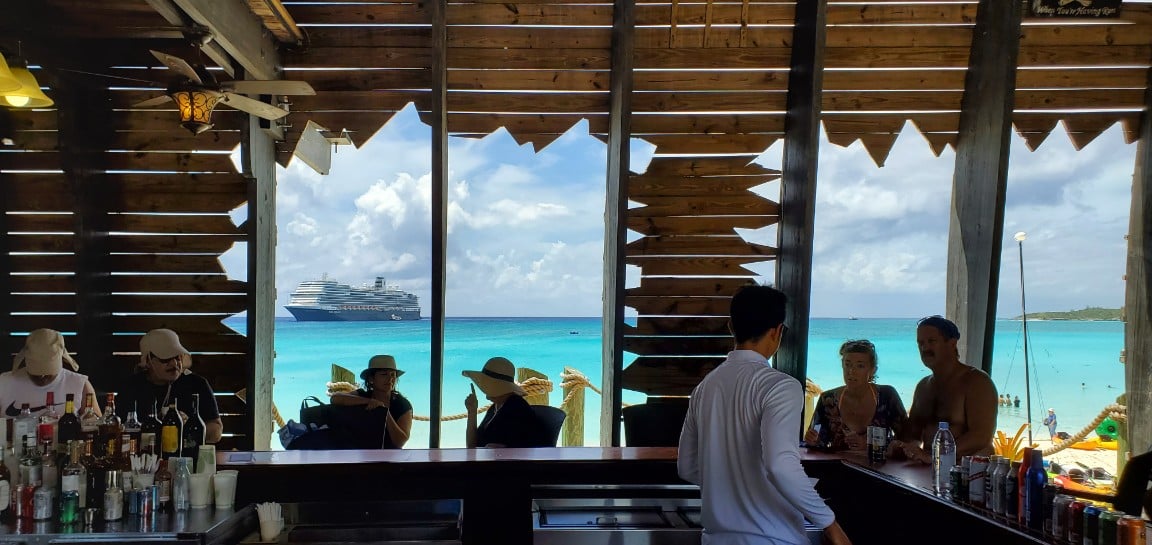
[134, 49, 315, 134]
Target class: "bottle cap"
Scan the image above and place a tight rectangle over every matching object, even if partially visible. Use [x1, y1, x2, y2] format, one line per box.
[939, 421, 950, 429]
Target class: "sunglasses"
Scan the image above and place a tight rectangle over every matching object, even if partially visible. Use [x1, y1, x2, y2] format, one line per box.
[149, 353, 181, 366]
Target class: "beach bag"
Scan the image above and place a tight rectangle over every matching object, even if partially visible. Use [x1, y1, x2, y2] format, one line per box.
[300, 396, 331, 427]
[277, 419, 316, 449]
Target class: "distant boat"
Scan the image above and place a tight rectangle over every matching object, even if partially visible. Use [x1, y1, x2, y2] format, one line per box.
[285, 275, 421, 322]
[848, 316, 859, 321]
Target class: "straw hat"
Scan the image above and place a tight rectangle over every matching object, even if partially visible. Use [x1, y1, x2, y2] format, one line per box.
[462, 357, 526, 397]
[14, 329, 79, 376]
[139, 329, 192, 369]
[360, 355, 405, 381]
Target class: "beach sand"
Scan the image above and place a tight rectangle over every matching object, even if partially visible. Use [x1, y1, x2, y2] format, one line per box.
[1020, 436, 1120, 479]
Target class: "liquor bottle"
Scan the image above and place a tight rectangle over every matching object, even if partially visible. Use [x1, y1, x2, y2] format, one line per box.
[1017, 447, 1034, 525]
[98, 393, 122, 453]
[0, 446, 11, 518]
[37, 392, 59, 447]
[57, 394, 81, 457]
[1024, 449, 1047, 531]
[82, 439, 105, 510]
[931, 421, 956, 497]
[182, 394, 206, 465]
[140, 401, 162, 455]
[154, 459, 172, 510]
[60, 441, 82, 523]
[79, 394, 100, 442]
[13, 405, 36, 450]
[103, 470, 123, 521]
[161, 401, 183, 460]
[19, 435, 42, 487]
[124, 403, 142, 450]
[39, 439, 58, 495]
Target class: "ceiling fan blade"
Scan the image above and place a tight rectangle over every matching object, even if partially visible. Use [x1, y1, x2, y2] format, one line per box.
[221, 92, 289, 121]
[223, 80, 315, 96]
[150, 50, 202, 84]
[133, 95, 174, 108]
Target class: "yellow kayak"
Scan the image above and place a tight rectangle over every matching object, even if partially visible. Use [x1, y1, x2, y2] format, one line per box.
[1066, 437, 1118, 451]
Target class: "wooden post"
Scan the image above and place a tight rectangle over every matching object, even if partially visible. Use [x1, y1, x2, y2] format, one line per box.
[1124, 70, 1152, 454]
[0, 108, 13, 344]
[561, 366, 586, 447]
[602, 0, 634, 447]
[775, 0, 827, 384]
[429, 0, 449, 449]
[517, 367, 549, 406]
[944, 0, 1022, 372]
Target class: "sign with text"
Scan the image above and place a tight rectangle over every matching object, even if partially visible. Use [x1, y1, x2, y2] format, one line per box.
[1030, 0, 1122, 17]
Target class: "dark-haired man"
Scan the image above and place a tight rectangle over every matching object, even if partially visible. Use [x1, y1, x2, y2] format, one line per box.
[678, 285, 852, 545]
[890, 315, 998, 462]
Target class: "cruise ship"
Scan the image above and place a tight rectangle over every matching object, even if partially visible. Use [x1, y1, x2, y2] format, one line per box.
[285, 276, 421, 321]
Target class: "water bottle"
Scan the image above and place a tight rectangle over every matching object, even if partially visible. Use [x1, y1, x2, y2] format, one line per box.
[1024, 449, 1047, 531]
[932, 421, 957, 496]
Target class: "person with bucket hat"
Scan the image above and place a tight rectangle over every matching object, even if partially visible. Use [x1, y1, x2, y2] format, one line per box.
[330, 355, 413, 448]
[114, 329, 222, 443]
[463, 357, 548, 448]
[0, 328, 99, 419]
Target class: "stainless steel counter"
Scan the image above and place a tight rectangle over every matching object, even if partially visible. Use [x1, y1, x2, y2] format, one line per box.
[0, 506, 253, 545]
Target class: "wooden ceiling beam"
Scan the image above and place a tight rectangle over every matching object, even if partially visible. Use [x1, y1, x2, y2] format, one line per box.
[160, 0, 281, 81]
[246, 0, 304, 44]
[142, 0, 237, 78]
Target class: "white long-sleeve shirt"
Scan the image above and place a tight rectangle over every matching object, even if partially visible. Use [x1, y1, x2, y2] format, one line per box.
[678, 350, 835, 545]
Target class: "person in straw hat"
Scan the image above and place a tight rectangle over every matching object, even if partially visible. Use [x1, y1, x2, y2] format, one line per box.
[115, 329, 222, 443]
[331, 355, 413, 448]
[463, 356, 548, 448]
[0, 328, 99, 421]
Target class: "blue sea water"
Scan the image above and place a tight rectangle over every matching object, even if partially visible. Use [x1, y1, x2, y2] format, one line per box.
[225, 317, 1126, 448]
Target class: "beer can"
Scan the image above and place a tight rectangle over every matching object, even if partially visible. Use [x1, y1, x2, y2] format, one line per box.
[1068, 500, 1087, 545]
[1084, 505, 1101, 545]
[1098, 510, 1120, 545]
[968, 456, 989, 508]
[1118, 515, 1146, 545]
[1052, 494, 1073, 541]
[959, 457, 970, 504]
[984, 456, 999, 512]
[126, 490, 140, 515]
[866, 426, 889, 464]
[949, 465, 964, 503]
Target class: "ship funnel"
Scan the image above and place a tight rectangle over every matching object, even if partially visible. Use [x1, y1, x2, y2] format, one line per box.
[375, 277, 384, 289]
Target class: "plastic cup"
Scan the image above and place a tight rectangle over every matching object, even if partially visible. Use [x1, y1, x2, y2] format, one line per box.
[135, 472, 155, 489]
[212, 470, 238, 508]
[259, 518, 284, 541]
[197, 445, 217, 475]
[189, 473, 212, 508]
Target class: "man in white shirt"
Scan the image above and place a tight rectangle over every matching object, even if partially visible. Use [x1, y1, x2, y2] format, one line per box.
[0, 328, 99, 419]
[678, 285, 852, 545]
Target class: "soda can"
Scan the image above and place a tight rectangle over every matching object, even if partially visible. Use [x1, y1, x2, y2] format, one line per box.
[126, 490, 140, 515]
[984, 456, 999, 512]
[1098, 509, 1120, 545]
[1118, 515, 1146, 545]
[866, 426, 889, 464]
[1084, 505, 1101, 545]
[948, 465, 964, 502]
[968, 456, 989, 508]
[959, 457, 970, 503]
[139, 486, 154, 518]
[1068, 500, 1087, 545]
[1052, 495, 1073, 541]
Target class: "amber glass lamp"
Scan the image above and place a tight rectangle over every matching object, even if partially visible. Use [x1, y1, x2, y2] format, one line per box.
[169, 87, 221, 134]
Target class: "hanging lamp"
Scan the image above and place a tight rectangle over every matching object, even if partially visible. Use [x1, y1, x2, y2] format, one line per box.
[0, 53, 20, 93]
[1, 58, 53, 108]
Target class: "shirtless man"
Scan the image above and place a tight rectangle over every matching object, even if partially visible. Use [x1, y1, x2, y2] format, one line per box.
[889, 315, 998, 463]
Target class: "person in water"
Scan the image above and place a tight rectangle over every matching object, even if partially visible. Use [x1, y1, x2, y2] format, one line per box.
[806, 339, 907, 451]
[889, 316, 998, 462]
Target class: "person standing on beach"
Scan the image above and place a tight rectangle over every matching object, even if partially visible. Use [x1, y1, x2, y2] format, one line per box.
[888, 315, 998, 462]
[1042, 408, 1058, 440]
[678, 285, 852, 545]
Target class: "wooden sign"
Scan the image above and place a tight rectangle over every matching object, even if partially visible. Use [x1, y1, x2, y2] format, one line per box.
[1029, 0, 1121, 17]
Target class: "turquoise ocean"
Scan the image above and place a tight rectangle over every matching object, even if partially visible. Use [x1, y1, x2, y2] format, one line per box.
[224, 317, 1126, 449]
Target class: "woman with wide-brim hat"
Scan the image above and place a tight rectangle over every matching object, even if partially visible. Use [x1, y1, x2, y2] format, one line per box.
[331, 355, 413, 448]
[463, 357, 547, 448]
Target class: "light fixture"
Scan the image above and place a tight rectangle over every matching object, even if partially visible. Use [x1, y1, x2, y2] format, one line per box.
[169, 86, 221, 135]
[1, 57, 53, 108]
[0, 53, 20, 93]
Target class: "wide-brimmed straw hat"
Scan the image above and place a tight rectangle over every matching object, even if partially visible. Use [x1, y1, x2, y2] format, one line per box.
[462, 357, 526, 397]
[14, 329, 79, 376]
[360, 354, 405, 381]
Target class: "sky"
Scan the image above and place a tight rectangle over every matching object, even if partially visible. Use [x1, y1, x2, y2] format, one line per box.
[221, 105, 1137, 319]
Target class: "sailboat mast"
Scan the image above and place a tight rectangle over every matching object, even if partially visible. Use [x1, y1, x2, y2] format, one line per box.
[1015, 232, 1033, 445]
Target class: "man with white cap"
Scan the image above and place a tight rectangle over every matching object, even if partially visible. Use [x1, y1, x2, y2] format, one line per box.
[330, 355, 414, 448]
[463, 356, 548, 448]
[114, 329, 222, 443]
[0, 328, 99, 419]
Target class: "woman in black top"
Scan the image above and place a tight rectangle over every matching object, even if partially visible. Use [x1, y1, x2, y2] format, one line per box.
[463, 357, 547, 448]
[331, 355, 413, 448]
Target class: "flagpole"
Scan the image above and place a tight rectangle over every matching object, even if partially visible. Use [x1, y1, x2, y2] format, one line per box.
[1014, 231, 1033, 445]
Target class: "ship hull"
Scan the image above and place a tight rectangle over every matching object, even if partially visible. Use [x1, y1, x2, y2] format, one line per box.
[286, 307, 421, 322]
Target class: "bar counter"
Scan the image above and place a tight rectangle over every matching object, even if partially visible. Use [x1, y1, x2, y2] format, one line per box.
[0, 505, 253, 545]
[214, 448, 1055, 545]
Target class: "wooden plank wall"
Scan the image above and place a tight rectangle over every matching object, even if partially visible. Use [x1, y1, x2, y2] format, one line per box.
[2, 3, 255, 448]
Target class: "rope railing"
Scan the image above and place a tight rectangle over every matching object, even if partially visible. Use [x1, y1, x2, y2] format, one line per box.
[1041, 403, 1127, 457]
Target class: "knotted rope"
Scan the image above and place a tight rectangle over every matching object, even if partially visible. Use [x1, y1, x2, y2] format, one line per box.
[1042, 403, 1127, 456]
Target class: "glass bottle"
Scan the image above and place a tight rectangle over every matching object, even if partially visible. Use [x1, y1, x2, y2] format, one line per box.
[60, 441, 82, 524]
[82, 438, 104, 510]
[18, 435, 42, 488]
[39, 438, 57, 495]
[98, 393, 122, 453]
[182, 394, 206, 465]
[154, 459, 172, 510]
[14, 405, 36, 450]
[124, 403, 142, 450]
[37, 392, 59, 447]
[79, 394, 100, 442]
[161, 401, 182, 460]
[103, 470, 123, 521]
[0, 446, 11, 518]
[171, 457, 191, 511]
[140, 401, 162, 455]
[57, 394, 81, 458]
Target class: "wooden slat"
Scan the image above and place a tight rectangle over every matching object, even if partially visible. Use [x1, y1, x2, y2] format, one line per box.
[294, 70, 434, 92]
[626, 235, 775, 256]
[106, 333, 249, 354]
[110, 193, 248, 214]
[1019, 45, 1152, 67]
[635, 3, 796, 25]
[629, 195, 779, 216]
[633, 26, 796, 48]
[106, 235, 241, 254]
[6, 255, 78, 273]
[7, 295, 77, 313]
[448, 92, 609, 113]
[630, 113, 785, 135]
[448, 48, 613, 70]
[446, 3, 612, 25]
[278, 92, 429, 113]
[622, 256, 768, 275]
[628, 215, 778, 235]
[1019, 23, 1152, 47]
[280, 4, 430, 26]
[823, 113, 959, 134]
[639, 134, 778, 154]
[630, 316, 732, 335]
[442, 112, 606, 135]
[635, 48, 793, 70]
[110, 315, 239, 334]
[825, 47, 970, 68]
[633, 70, 788, 92]
[824, 3, 978, 24]
[448, 70, 610, 92]
[10, 275, 246, 293]
[449, 27, 612, 49]
[110, 131, 243, 153]
[823, 69, 966, 91]
[643, 157, 779, 176]
[109, 294, 248, 313]
[107, 214, 241, 235]
[629, 174, 776, 196]
[279, 47, 433, 69]
[623, 335, 734, 355]
[6, 131, 60, 151]
[1016, 67, 1150, 90]
[5, 213, 73, 231]
[291, 27, 432, 48]
[632, 91, 787, 113]
[620, 355, 725, 396]
[627, 278, 754, 298]
[108, 255, 230, 274]
[825, 26, 974, 48]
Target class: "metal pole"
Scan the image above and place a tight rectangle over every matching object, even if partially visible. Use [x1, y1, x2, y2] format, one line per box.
[1018, 238, 1033, 445]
